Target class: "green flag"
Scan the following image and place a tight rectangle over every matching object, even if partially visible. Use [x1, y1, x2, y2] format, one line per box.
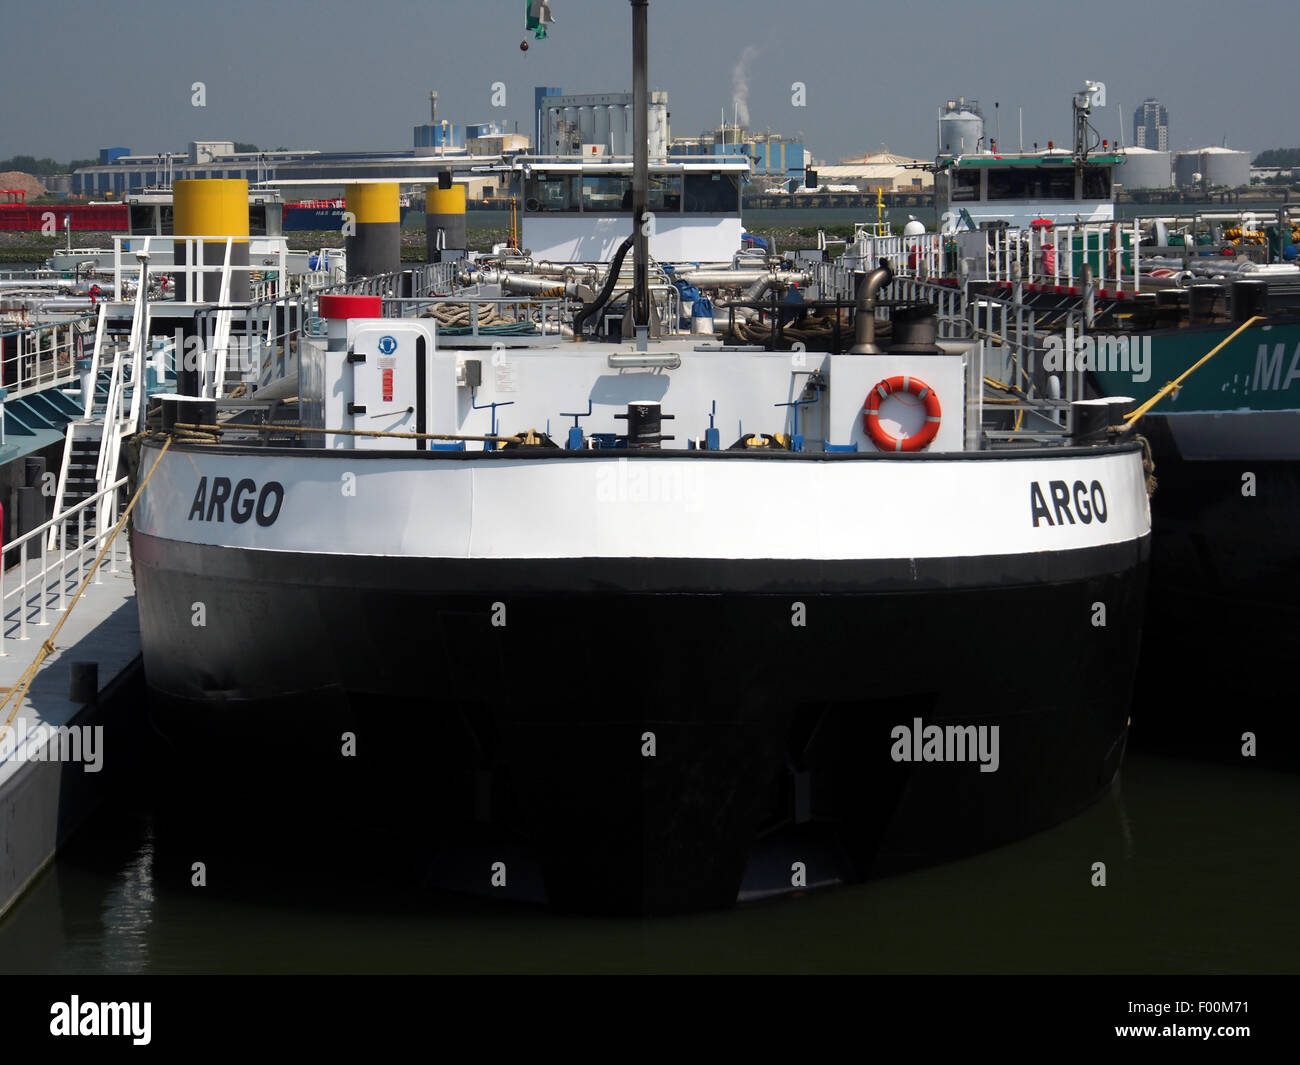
[525, 2, 547, 40]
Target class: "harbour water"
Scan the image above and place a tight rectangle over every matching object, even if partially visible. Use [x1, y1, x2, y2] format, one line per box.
[1, 749, 1295, 974]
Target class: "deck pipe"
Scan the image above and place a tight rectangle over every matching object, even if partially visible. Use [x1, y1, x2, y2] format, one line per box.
[849, 259, 894, 354]
[345, 183, 400, 280]
[473, 269, 595, 302]
[173, 179, 249, 302]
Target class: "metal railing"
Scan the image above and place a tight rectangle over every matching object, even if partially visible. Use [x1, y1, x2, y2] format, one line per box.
[2, 477, 129, 657]
[0, 313, 94, 402]
[837, 221, 1145, 292]
[110, 236, 289, 301]
[891, 275, 1090, 441]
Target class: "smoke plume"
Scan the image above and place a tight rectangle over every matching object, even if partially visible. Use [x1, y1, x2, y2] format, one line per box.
[731, 46, 760, 128]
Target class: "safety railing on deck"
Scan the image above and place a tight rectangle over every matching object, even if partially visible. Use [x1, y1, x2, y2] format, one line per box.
[891, 275, 1090, 442]
[111, 236, 290, 301]
[839, 222, 1145, 292]
[1, 478, 129, 657]
[0, 313, 95, 402]
[180, 267, 452, 396]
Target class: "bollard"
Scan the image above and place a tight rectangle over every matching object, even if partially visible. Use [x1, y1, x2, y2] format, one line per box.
[70, 661, 98, 704]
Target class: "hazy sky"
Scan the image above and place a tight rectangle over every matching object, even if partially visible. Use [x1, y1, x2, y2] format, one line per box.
[2, 0, 1294, 164]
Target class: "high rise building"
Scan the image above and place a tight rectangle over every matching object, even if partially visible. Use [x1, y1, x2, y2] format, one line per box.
[1133, 99, 1169, 151]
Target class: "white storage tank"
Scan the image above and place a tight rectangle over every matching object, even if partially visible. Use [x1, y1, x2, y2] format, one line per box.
[938, 98, 983, 156]
[1175, 147, 1251, 189]
[1116, 147, 1171, 189]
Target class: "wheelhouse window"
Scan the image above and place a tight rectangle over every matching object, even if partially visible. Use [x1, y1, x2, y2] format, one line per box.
[1082, 165, 1111, 199]
[525, 173, 579, 212]
[649, 173, 682, 212]
[987, 167, 1075, 200]
[951, 168, 980, 201]
[129, 204, 156, 235]
[581, 173, 632, 211]
[683, 172, 739, 212]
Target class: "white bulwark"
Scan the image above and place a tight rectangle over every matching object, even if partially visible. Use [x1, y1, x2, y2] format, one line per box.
[135, 444, 1150, 563]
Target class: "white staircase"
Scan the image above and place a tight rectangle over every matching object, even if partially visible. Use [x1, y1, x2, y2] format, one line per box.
[48, 262, 150, 550]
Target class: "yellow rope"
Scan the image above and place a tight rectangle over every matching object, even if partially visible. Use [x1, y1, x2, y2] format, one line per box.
[1122, 315, 1265, 430]
[0, 436, 174, 747]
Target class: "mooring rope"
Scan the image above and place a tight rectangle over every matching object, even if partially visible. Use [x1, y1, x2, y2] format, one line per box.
[1121, 315, 1265, 429]
[0, 436, 174, 747]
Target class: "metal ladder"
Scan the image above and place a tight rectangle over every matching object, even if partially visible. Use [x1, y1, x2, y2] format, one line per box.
[47, 261, 150, 549]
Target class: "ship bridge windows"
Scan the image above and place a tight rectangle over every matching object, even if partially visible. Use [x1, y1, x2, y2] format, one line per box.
[129, 204, 173, 236]
[987, 167, 1076, 200]
[650, 173, 682, 211]
[527, 174, 580, 211]
[683, 172, 740, 212]
[951, 168, 980, 201]
[524, 169, 726, 213]
[582, 173, 631, 211]
[1082, 165, 1112, 200]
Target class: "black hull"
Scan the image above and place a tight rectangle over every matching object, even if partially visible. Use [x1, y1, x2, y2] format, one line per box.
[1130, 419, 1300, 769]
[134, 533, 1149, 914]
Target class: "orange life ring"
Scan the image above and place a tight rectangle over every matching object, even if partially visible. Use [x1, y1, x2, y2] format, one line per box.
[862, 375, 942, 452]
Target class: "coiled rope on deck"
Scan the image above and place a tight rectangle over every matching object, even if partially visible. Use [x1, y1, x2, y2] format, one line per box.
[0, 437, 175, 748]
[420, 301, 542, 337]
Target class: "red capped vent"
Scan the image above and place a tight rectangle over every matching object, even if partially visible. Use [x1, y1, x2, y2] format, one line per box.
[318, 294, 382, 319]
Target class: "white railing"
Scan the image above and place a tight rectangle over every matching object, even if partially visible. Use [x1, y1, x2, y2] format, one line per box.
[207, 241, 235, 399]
[80, 302, 109, 419]
[2, 477, 129, 657]
[840, 221, 1145, 293]
[0, 314, 93, 402]
[982, 221, 1143, 291]
[110, 236, 289, 302]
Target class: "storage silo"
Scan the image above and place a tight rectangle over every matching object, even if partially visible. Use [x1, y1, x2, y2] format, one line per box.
[1115, 147, 1171, 189]
[1176, 147, 1251, 189]
[938, 98, 983, 156]
[1201, 147, 1250, 188]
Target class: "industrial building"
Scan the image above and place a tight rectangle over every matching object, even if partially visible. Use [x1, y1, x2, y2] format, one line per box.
[71, 142, 319, 196]
[669, 127, 808, 182]
[71, 92, 530, 199]
[536, 90, 670, 158]
[802, 152, 933, 193]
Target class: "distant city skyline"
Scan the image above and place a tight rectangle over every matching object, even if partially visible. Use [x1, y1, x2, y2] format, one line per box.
[1, 0, 1293, 168]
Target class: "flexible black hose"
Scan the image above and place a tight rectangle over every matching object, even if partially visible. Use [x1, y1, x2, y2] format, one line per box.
[573, 234, 636, 340]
